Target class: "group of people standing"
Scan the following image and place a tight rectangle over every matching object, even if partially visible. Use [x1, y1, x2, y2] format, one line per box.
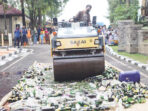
[97, 25, 118, 46]
[38, 27, 51, 45]
[14, 26, 51, 48]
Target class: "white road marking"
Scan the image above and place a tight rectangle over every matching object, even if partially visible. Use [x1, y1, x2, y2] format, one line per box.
[1, 50, 33, 72]
[105, 54, 148, 78]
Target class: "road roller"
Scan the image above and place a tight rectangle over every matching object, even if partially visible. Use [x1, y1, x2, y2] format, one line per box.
[51, 21, 105, 81]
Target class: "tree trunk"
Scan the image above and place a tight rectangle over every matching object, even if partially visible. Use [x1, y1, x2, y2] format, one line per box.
[4, 7, 7, 30]
[30, 11, 34, 30]
[2, 3, 7, 35]
[21, 0, 26, 26]
[38, 8, 42, 26]
[43, 15, 46, 25]
[30, 0, 35, 30]
[126, 0, 130, 6]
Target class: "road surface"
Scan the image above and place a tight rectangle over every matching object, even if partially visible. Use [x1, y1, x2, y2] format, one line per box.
[0, 44, 51, 100]
[105, 51, 148, 85]
[0, 44, 148, 100]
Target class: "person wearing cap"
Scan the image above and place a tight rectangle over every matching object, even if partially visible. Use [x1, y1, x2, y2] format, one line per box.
[73, 4, 92, 25]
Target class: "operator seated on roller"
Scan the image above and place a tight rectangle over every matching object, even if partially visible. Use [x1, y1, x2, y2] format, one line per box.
[70, 4, 92, 26]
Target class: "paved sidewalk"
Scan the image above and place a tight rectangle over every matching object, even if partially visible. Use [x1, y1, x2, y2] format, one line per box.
[0, 47, 31, 67]
[0, 48, 20, 62]
[0, 48, 17, 56]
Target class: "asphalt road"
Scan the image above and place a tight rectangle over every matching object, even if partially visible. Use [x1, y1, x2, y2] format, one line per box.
[105, 51, 148, 85]
[0, 44, 148, 101]
[0, 44, 51, 100]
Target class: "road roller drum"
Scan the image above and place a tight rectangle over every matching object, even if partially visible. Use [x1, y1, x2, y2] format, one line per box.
[53, 55, 105, 81]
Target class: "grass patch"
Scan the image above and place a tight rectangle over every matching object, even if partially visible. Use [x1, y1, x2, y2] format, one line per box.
[110, 46, 148, 64]
[144, 39, 148, 43]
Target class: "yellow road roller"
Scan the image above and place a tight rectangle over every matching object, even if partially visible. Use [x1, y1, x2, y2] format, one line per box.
[51, 22, 105, 81]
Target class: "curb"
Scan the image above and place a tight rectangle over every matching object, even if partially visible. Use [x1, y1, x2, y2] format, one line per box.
[106, 45, 148, 72]
[1, 49, 20, 61]
[0, 48, 29, 67]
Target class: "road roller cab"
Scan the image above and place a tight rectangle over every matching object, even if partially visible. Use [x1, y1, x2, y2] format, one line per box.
[51, 21, 105, 81]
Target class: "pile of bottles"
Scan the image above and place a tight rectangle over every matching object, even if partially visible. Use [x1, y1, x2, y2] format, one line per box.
[7, 63, 148, 111]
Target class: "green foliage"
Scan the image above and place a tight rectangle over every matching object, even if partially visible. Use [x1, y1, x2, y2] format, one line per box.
[7, 0, 69, 28]
[108, 0, 120, 23]
[47, 0, 69, 19]
[107, 0, 139, 24]
[111, 46, 148, 64]
[0, 0, 8, 9]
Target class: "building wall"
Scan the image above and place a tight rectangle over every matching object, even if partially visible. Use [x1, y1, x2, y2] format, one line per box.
[0, 17, 12, 34]
[11, 16, 30, 38]
[12, 16, 22, 38]
[0, 16, 30, 36]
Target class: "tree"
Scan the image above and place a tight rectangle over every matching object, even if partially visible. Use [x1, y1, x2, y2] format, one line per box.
[107, 0, 139, 24]
[24, 0, 69, 29]
[21, 0, 25, 26]
[6, 0, 69, 29]
[0, 0, 8, 34]
[47, 0, 69, 20]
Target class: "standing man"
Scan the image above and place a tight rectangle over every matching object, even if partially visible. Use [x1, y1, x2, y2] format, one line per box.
[14, 26, 21, 48]
[73, 4, 92, 25]
[37, 26, 41, 42]
[21, 26, 27, 46]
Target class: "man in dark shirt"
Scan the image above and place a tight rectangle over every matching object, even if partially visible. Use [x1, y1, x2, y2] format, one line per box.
[21, 26, 27, 46]
[14, 26, 21, 48]
[37, 26, 41, 41]
[73, 4, 92, 25]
